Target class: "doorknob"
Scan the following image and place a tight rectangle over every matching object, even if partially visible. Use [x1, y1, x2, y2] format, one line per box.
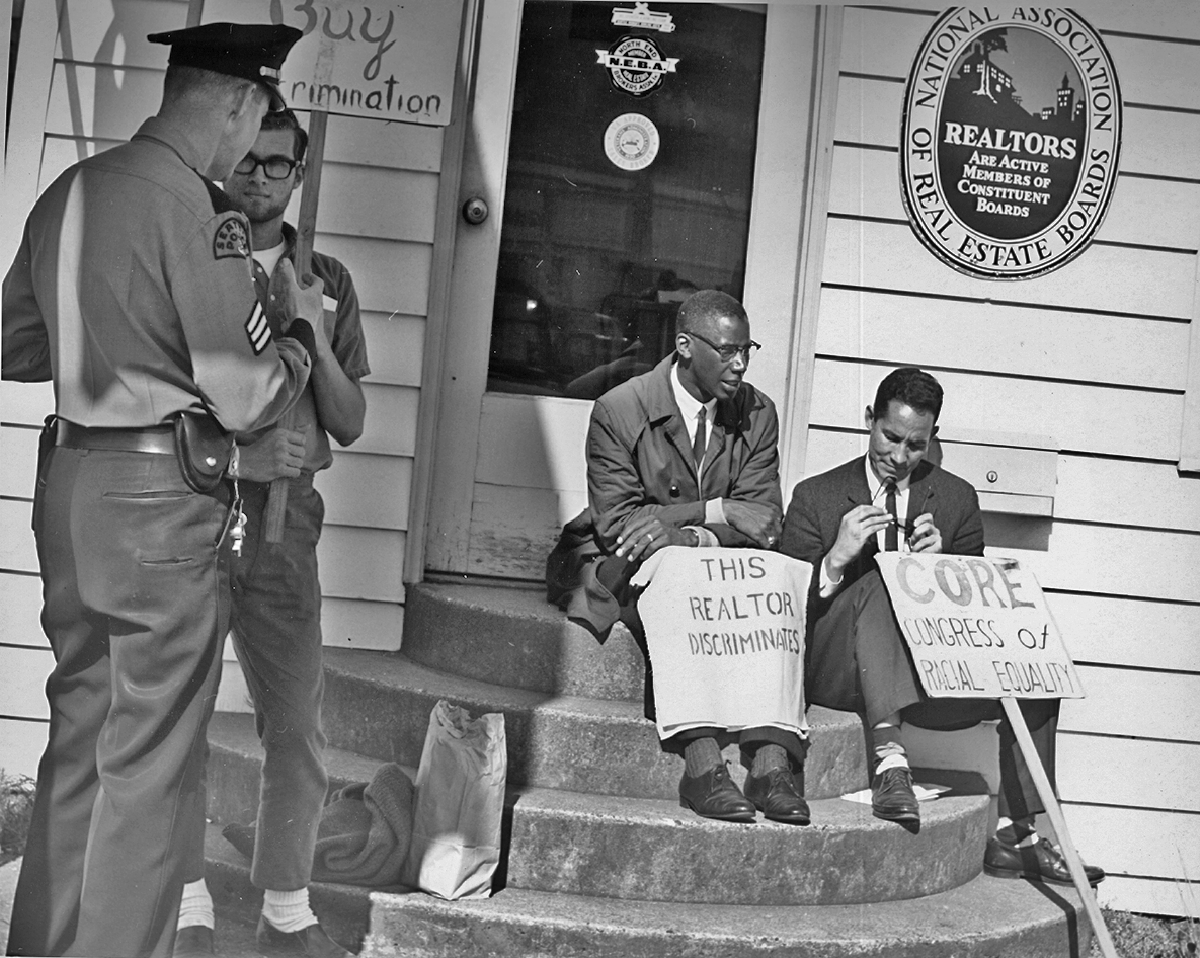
[462, 197, 488, 225]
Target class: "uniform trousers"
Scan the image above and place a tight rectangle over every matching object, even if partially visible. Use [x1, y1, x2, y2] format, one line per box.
[224, 475, 329, 891]
[8, 446, 229, 958]
[807, 569, 1057, 820]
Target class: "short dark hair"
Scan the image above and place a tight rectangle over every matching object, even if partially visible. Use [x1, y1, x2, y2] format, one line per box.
[163, 64, 262, 107]
[871, 367, 944, 422]
[677, 289, 747, 334]
[261, 108, 308, 163]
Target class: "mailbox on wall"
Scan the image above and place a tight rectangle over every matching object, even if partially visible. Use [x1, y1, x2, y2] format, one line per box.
[936, 430, 1058, 517]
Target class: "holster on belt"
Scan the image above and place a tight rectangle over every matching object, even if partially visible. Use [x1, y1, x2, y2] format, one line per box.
[37, 414, 59, 478]
[173, 410, 234, 493]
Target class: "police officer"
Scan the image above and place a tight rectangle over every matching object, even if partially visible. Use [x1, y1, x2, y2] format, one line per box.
[2, 22, 319, 958]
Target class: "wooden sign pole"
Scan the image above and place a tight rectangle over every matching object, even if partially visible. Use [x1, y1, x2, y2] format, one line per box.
[1000, 697, 1118, 958]
[263, 109, 327, 542]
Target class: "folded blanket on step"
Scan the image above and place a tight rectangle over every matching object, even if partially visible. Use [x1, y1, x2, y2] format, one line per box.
[223, 762, 415, 887]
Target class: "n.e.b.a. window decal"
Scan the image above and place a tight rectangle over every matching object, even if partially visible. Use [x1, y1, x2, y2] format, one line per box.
[899, 8, 1121, 280]
[596, 34, 679, 98]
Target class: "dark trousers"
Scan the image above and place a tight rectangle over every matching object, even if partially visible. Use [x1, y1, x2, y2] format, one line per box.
[7, 447, 228, 958]
[807, 570, 1057, 820]
[225, 476, 329, 891]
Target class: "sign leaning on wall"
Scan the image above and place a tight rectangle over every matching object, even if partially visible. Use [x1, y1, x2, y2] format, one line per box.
[899, 8, 1121, 279]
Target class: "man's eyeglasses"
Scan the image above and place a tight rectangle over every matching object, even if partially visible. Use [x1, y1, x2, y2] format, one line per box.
[686, 329, 761, 363]
[233, 153, 299, 180]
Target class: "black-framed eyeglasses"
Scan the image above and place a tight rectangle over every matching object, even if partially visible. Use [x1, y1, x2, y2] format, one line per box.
[233, 153, 299, 180]
[686, 329, 761, 363]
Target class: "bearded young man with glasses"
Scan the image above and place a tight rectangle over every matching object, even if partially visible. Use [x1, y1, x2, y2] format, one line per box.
[547, 290, 811, 826]
[171, 108, 369, 958]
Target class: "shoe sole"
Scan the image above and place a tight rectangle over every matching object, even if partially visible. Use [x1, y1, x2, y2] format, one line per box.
[750, 801, 811, 826]
[872, 806, 920, 825]
[679, 797, 756, 823]
[983, 864, 1103, 887]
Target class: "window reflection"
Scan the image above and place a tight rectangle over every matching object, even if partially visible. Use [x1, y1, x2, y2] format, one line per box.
[488, 1, 766, 399]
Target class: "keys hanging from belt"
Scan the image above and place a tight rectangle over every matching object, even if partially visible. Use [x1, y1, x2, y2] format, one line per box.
[226, 446, 248, 557]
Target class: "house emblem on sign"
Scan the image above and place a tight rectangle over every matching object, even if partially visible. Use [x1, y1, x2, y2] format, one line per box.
[596, 35, 679, 97]
[611, 3, 675, 33]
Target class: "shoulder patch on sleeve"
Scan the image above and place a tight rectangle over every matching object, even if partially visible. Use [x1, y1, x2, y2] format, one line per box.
[245, 301, 271, 355]
[214, 216, 250, 260]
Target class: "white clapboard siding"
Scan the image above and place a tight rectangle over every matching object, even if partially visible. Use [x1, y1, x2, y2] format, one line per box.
[814, 287, 1192, 392]
[822, 4, 1200, 916]
[321, 597, 404, 652]
[317, 452, 412, 531]
[360, 313, 425, 387]
[1, 381, 55, 427]
[318, 235, 432, 318]
[355, 382, 419, 458]
[0, 499, 37, 576]
[317, 527, 406, 604]
[0, 575, 48, 651]
[809, 358, 1184, 461]
[55, 0, 185, 66]
[827, 144, 1200, 253]
[1062, 804, 1200, 884]
[1058, 735, 1200, 814]
[315, 165, 438, 243]
[0, 424, 39, 498]
[0, 718, 49, 779]
[833, 75, 1200, 184]
[823, 217, 1197, 320]
[0, 646, 54, 720]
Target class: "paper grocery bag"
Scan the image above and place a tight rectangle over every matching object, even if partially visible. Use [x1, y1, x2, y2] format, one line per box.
[401, 699, 507, 899]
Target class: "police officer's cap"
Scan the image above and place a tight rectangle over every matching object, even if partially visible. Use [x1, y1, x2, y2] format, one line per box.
[148, 22, 302, 111]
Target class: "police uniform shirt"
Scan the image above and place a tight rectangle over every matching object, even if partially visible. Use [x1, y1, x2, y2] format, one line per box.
[2, 115, 310, 434]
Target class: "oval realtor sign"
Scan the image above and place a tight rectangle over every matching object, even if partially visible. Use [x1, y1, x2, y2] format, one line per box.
[899, 8, 1121, 279]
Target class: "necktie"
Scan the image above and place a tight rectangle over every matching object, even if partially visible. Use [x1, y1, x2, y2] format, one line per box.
[692, 408, 707, 475]
[884, 479, 899, 552]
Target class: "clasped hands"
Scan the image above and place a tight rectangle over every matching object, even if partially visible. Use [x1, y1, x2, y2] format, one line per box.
[825, 503, 942, 578]
[614, 500, 781, 564]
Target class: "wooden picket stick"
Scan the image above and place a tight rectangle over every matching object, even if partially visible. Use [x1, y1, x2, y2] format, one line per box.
[1000, 696, 1117, 958]
[263, 108, 327, 542]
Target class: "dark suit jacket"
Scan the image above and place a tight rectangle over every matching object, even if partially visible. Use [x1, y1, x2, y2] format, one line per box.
[779, 455, 984, 622]
[548, 353, 783, 633]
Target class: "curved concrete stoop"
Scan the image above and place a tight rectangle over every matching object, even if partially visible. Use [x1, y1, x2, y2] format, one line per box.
[203, 579, 1092, 957]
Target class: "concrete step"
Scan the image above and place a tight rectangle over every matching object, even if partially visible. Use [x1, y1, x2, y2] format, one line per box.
[205, 818, 1091, 958]
[207, 713, 989, 907]
[320, 648, 870, 801]
[363, 874, 1092, 958]
[403, 580, 649, 702]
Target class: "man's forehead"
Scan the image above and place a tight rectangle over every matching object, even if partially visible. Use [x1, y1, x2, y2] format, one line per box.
[703, 313, 750, 342]
[251, 128, 298, 157]
[877, 400, 935, 434]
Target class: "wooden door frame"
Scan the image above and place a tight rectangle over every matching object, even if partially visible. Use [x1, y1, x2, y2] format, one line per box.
[413, 2, 845, 579]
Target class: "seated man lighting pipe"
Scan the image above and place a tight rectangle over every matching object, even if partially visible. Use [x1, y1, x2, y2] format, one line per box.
[548, 290, 807, 825]
[779, 366, 1104, 884]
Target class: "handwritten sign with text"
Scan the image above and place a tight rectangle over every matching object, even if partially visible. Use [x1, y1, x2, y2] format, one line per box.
[632, 548, 812, 739]
[203, 0, 465, 125]
[875, 553, 1084, 700]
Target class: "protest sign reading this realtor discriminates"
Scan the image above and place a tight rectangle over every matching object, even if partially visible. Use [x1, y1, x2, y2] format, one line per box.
[632, 547, 812, 740]
[874, 553, 1083, 700]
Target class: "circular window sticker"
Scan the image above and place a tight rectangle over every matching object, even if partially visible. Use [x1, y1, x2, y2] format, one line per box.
[899, 8, 1121, 279]
[605, 113, 660, 171]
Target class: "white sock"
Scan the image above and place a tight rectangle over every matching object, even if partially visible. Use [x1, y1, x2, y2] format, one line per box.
[177, 878, 214, 930]
[996, 816, 1040, 848]
[875, 753, 910, 774]
[262, 887, 318, 934]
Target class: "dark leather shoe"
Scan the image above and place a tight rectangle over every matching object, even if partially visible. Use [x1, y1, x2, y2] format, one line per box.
[256, 916, 353, 957]
[744, 767, 811, 825]
[173, 925, 215, 958]
[984, 836, 1106, 886]
[679, 763, 756, 822]
[871, 766, 920, 825]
